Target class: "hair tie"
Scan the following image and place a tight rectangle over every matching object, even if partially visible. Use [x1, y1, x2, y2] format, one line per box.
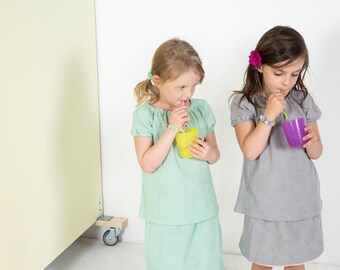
[147, 71, 153, 80]
[249, 50, 262, 68]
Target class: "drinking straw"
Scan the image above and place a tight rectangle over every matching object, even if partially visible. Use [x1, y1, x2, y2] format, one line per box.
[283, 110, 290, 120]
[181, 100, 186, 132]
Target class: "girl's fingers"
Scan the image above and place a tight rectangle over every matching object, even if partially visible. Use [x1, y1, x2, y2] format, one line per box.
[188, 145, 202, 159]
[172, 106, 187, 113]
[304, 125, 312, 132]
[189, 139, 210, 159]
[303, 138, 315, 148]
[303, 126, 313, 140]
[192, 138, 206, 146]
[170, 109, 189, 127]
[266, 94, 286, 117]
[303, 132, 312, 141]
[302, 126, 319, 148]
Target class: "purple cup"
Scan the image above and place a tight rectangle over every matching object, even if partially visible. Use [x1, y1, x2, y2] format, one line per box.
[281, 117, 308, 147]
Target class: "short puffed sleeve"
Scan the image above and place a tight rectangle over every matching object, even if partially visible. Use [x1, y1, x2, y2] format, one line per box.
[302, 94, 322, 123]
[202, 100, 216, 132]
[230, 94, 256, 127]
[130, 105, 153, 137]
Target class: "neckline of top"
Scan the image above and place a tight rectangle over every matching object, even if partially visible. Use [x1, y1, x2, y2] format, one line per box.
[148, 99, 193, 112]
[255, 91, 291, 101]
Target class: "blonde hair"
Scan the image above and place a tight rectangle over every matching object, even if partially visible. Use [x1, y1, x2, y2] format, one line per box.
[134, 38, 205, 106]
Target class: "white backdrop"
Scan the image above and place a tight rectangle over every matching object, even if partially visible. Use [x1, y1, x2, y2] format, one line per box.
[89, 0, 340, 265]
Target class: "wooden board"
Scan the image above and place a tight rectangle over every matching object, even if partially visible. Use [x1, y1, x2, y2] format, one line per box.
[95, 216, 128, 229]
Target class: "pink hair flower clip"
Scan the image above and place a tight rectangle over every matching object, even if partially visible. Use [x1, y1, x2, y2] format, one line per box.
[249, 50, 262, 68]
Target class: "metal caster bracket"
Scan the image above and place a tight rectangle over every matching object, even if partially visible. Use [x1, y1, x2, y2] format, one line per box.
[95, 215, 128, 246]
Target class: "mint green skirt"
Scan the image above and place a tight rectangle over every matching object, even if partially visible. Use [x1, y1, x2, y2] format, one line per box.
[145, 215, 224, 270]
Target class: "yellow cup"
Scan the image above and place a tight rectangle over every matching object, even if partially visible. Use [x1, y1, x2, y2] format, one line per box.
[175, 128, 198, 158]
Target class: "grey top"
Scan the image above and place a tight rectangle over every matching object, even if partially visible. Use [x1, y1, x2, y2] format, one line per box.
[230, 89, 322, 221]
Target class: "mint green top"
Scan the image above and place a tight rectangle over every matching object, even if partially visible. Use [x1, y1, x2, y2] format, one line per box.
[131, 99, 219, 225]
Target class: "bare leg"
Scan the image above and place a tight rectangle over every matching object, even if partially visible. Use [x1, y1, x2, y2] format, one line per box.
[251, 263, 272, 270]
[284, 265, 305, 270]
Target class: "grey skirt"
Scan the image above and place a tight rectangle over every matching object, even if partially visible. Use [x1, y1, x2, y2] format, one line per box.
[240, 215, 324, 266]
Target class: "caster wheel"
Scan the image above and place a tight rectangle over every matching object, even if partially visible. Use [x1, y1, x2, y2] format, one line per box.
[103, 229, 119, 246]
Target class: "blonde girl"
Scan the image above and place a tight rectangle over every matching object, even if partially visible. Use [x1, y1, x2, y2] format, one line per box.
[131, 38, 223, 270]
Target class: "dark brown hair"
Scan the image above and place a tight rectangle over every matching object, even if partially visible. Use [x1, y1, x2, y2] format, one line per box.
[234, 26, 309, 108]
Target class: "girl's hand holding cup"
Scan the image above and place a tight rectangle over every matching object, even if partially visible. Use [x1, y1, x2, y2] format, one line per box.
[188, 137, 212, 161]
[302, 123, 320, 148]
